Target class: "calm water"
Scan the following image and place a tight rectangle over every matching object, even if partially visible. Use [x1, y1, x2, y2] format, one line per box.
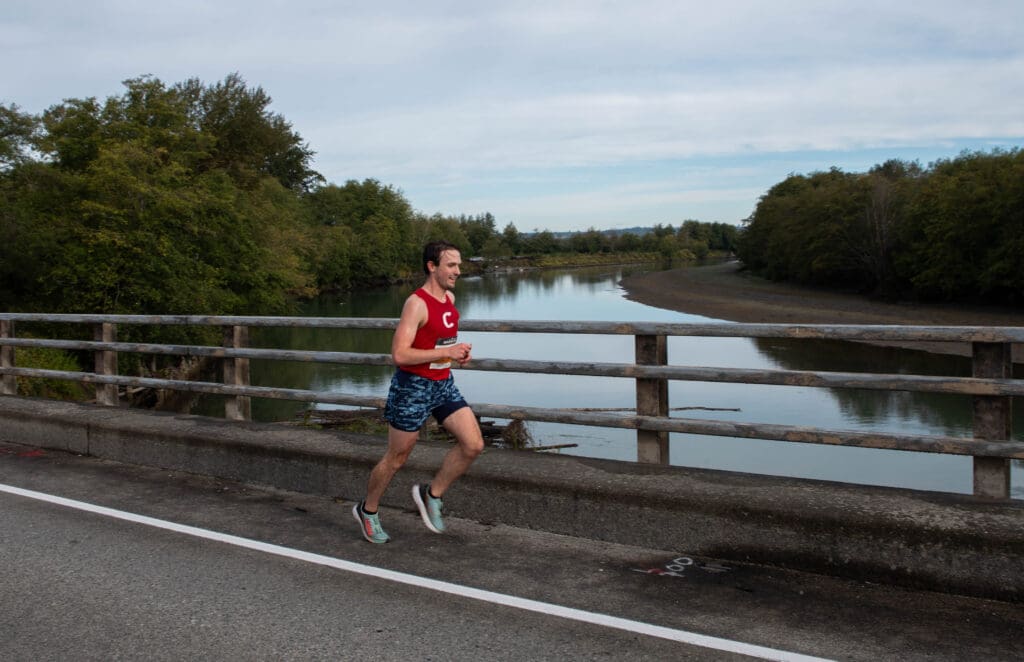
[234, 265, 1023, 499]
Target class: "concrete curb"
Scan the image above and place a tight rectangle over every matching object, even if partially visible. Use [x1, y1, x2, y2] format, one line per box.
[1, 396, 1021, 602]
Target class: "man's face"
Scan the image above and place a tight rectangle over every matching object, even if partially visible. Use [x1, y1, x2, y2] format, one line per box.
[431, 249, 462, 290]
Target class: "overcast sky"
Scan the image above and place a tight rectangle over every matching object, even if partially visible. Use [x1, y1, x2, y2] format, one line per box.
[4, 1, 1023, 232]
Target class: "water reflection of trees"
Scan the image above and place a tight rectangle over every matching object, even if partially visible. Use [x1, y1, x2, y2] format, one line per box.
[474, 265, 646, 299]
[752, 337, 1023, 438]
[236, 267, 650, 421]
[205, 291, 395, 421]
[193, 270, 1020, 490]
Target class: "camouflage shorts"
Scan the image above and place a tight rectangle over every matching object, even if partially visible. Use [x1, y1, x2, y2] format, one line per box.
[384, 370, 468, 432]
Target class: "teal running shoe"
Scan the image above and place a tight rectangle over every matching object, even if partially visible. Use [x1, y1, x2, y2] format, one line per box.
[353, 501, 390, 544]
[412, 484, 446, 533]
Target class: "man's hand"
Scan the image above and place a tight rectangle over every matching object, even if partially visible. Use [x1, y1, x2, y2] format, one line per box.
[449, 342, 473, 366]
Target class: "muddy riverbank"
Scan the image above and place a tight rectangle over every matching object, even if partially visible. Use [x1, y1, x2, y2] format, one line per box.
[619, 261, 1024, 360]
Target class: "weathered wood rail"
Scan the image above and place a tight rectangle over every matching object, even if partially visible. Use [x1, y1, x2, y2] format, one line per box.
[1, 313, 1021, 499]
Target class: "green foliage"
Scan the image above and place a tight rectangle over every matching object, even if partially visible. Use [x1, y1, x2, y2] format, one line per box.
[2, 73, 746, 325]
[0, 103, 36, 170]
[304, 179, 417, 287]
[37, 97, 104, 170]
[738, 149, 1024, 304]
[569, 228, 609, 254]
[13, 344, 88, 400]
[459, 213, 497, 255]
[501, 223, 522, 254]
[3, 74, 320, 320]
[421, 214, 473, 258]
[676, 220, 739, 260]
[738, 168, 872, 287]
[897, 150, 1024, 302]
[523, 229, 557, 254]
[180, 73, 322, 192]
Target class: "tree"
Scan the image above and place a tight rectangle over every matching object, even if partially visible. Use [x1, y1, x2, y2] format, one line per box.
[0, 104, 36, 171]
[480, 235, 510, 259]
[459, 213, 497, 255]
[738, 149, 1024, 305]
[523, 229, 556, 254]
[708, 223, 740, 252]
[303, 179, 419, 285]
[900, 149, 1024, 302]
[8, 75, 317, 317]
[37, 97, 104, 171]
[180, 73, 322, 192]
[677, 221, 709, 259]
[739, 168, 867, 287]
[612, 231, 642, 252]
[423, 214, 472, 256]
[847, 161, 920, 296]
[568, 227, 608, 254]
[0, 105, 44, 309]
[501, 222, 521, 254]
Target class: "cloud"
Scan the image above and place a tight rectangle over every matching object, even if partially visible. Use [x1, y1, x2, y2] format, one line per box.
[310, 54, 1024, 177]
[3, 1, 1023, 229]
[468, 182, 768, 226]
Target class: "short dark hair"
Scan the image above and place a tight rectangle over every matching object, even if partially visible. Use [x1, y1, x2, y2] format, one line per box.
[422, 240, 459, 275]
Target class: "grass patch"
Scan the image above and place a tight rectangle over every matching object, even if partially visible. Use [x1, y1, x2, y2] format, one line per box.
[12, 344, 89, 400]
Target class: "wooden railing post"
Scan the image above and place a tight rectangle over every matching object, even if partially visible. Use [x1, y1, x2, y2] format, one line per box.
[224, 325, 251, 421]
[1, 320, 16, 396]
[635, 333, 669, 464]
[971, 342, 1012, 498]
[94, 322, 118, 406]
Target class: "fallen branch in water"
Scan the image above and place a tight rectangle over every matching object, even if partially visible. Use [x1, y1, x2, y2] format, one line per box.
[563, 406, 741, 413]
[529, 443, 579, 452]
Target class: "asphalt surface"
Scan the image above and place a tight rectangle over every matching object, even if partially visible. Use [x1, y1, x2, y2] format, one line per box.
[1, 441, 1022, 661]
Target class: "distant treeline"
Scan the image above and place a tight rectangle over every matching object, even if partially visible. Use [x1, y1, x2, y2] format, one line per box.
[1, 74, 735, 318]
[518, 221, 738, 262]
[737, 149, 1024, 305]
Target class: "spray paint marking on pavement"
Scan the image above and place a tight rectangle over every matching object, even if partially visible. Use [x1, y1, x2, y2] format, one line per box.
[633, 556, 733, 577]
[0, 482, 832, 662]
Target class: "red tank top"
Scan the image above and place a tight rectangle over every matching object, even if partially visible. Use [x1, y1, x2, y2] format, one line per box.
[401, 288, 460, 380]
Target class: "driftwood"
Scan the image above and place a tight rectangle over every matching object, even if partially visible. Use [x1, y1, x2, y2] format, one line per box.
[295, 408, 577, 452]
[299, 408, 381, 425]
[563, 406, 741, 413]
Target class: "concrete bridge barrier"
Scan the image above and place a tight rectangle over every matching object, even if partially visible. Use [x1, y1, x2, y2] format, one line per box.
[1, 395, 1021, 603]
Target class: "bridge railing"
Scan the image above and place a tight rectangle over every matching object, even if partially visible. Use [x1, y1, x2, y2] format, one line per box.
[1, 313, 1022, 499]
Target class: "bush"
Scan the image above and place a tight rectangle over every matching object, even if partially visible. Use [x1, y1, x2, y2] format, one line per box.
[13, 344, 88, 400]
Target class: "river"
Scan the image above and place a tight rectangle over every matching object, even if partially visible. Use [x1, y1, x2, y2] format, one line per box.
[228, 264, 1022, 499]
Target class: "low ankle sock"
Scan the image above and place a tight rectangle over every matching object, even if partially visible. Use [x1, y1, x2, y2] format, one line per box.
[428, 487, 441, 500]
[361, 501, 377, 515]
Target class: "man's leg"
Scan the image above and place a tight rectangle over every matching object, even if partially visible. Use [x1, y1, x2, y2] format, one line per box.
[429, 407, 484, 498]
[365, 425, 420, 511]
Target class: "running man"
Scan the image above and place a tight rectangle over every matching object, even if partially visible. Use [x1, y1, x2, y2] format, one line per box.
[353, 240, 485, 543]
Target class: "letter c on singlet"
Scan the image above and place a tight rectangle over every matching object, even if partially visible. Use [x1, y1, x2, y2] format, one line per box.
[442, 312, 454, 329]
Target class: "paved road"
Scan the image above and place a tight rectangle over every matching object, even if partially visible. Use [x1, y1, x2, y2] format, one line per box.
[1, 441, 1021, 661]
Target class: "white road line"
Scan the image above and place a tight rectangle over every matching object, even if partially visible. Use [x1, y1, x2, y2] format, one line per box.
[1, 482, 832, 662]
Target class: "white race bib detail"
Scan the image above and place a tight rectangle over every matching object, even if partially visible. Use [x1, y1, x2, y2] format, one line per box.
[430, 336, 457, 370]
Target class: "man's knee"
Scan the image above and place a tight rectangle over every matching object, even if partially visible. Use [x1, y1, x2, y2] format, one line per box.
[444, 410, 484, 458]
[384, 428, 420, 466]
[460, 434, 484, 459]
[384, 447, 413, 469]
[456, 420, 483, 461]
